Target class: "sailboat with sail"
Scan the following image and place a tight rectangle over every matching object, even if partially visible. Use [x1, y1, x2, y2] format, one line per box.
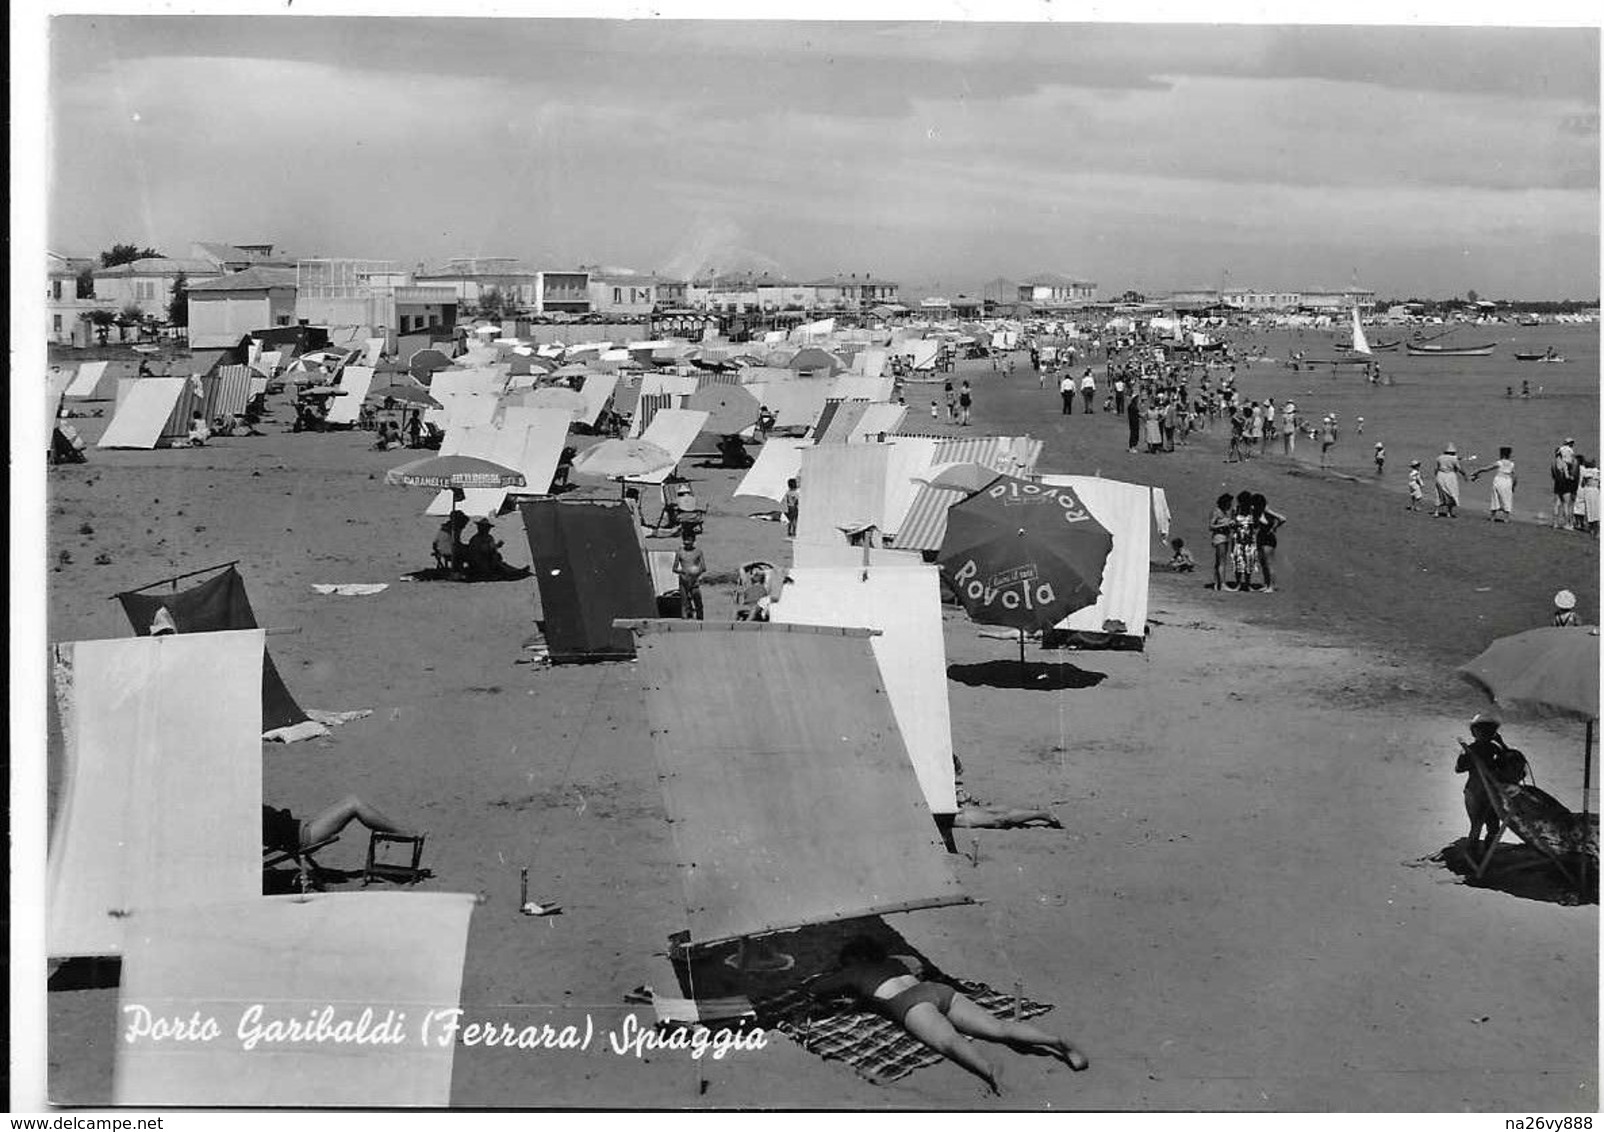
[1350, 307, 1372, 356]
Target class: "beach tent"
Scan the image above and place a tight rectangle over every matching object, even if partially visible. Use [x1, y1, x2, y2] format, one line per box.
[854, 402, 907, 442]
[47, 368, 74, 431]
[829, 375, 894, 403]
[577, 372, 619, 428]
[428, 391, 500, 434]
[743, 379, 831, 432]
[97, 378, 187, 449]
[65, 361, 117, 400]
[324, 365, 375, 426]
[1038, 475, 1158, 646]
[519, 500, 657, 662]
[790, 317, 836, 342]
[48, 631, 263, 958]
[117, 564, 310, 733]
[771, 566, 957, 816]
[891, 339, 940, 371]
[206, 365, 255, 421]
[625, 408, 710, 485]
[878, 436, 941, 537]
[733, 438, 812, 503]
[618, 620, 969, 945]
[424, 407, 572, 517]
[812, 400, 867, 445]
[640, 373, 699, 399]
[115, 892, 476, 1106]
[794, 443, 893, 567]
[789, 347, 844, 377]
[852, 347, 890, 378]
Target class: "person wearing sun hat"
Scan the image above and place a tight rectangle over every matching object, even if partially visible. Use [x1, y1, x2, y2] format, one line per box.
[1433, 443, 1466, 518]
[1553, 589, 1580, 628]
[1455, 709, 1530, 854]
[1406, 459, 1424, 510]
[1552, 439, 1581, 530]
[1373, 441, 1386, 477]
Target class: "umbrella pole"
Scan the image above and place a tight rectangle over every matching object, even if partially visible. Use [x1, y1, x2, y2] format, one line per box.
[1019, 628, 1026, 670]
[1585, 720, 1594, 898]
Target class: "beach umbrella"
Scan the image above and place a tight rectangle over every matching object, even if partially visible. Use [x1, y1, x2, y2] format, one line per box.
[686, 383, 760, 435]
[570, 439, 675, 481]
[367, 383, 441, 409]
[384, 453, 527, 490]
[915, 462, 1004, 494]
[1457, 626, 1600, 845]
[937, 475, 1113, 665]
[409, 348, 454, 380]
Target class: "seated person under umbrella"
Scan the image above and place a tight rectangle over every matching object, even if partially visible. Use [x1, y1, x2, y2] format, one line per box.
[464, 517, 528, 580]
[664, 484, 704, 534]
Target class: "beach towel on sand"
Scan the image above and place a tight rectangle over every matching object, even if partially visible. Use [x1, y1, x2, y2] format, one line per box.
[753, 979, 1052, 1084]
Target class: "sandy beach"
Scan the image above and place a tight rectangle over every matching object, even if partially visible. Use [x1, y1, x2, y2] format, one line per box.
[38, 326, 1599, 1111]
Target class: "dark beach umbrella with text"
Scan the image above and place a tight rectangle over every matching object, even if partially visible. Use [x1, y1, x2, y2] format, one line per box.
[938, 475, 1112, 661]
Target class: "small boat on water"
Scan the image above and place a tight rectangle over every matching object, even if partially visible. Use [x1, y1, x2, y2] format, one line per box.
[1370, 339, 1400, 351]
[1514, 348, 1564, 362]
[1406, 342, 1496, 357]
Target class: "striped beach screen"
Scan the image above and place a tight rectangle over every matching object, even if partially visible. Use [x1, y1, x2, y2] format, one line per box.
[206, 366, 253, 419]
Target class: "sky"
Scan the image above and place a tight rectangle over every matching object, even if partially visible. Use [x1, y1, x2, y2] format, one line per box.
[40, 13, 1603, 300]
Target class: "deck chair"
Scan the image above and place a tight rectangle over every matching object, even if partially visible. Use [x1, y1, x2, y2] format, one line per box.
[263, 835, 340, 893]
[1465, 748, 1598, 889]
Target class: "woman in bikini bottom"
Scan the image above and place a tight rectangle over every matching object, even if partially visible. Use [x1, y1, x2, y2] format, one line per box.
[806, 935, 1088, 1094]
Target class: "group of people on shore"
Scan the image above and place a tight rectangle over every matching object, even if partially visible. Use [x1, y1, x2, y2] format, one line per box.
[1417, 437, 1600, 533]
[1206, 491, 1286, 593]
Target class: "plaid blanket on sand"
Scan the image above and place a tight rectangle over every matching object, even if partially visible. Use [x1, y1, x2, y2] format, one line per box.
[754, 980, 1053, 1084]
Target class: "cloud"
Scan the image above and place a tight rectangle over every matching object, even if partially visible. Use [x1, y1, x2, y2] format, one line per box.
[45, 18, 1601, 296]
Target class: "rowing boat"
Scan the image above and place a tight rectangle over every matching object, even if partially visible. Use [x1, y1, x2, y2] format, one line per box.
[1405, 342, 1496, 357]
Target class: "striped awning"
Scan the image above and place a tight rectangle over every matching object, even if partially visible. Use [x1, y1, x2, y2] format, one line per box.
[888, 483, 970, 552]
[207, 366, 253, 420]
[930, 435, 1044, 474]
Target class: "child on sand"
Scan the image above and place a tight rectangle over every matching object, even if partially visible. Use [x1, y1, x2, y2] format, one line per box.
[1168, 538, 1196, 572]
[1407, 460, 1424, 510]
[1374, 442, 1385, 476]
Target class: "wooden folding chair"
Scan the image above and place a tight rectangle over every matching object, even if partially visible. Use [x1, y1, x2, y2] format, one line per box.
[363, 831, 429, 887]
[263, 835, 340, 893]
[1466, 751, 1588, 890]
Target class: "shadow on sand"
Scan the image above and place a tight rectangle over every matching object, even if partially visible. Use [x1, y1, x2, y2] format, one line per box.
[1426, 839, 1597, 906]
[947, 659, 1108, 691]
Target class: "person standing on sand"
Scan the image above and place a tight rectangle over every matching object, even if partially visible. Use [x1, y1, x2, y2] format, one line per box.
[1229, 491, 1260, 592]
[672, 529, 707, 620]
[1126, 389, 1142, 453]
[1576, 457, 1600, 534]
[1552, 441, 1580, 530]
[1251, 493, 1284, 593]
[1059, 372, 1075, 416]
[783, 478, 801, 538]
[959, 381, 973, 427]
[1318, 416, 1337, 468]
[1552, 589, 1580, 627]
[1433, 444, 1466, 518]
[1374, 442, 1386, 477]
[1407, 460, 1424, 511]
[1080, 369, 1096, 414]
[1143, 397, 1164, 454]
[1470, 446, 1516, 522]
[1208, 493, 1234, 591]
[1281, 401, 1297, 456]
